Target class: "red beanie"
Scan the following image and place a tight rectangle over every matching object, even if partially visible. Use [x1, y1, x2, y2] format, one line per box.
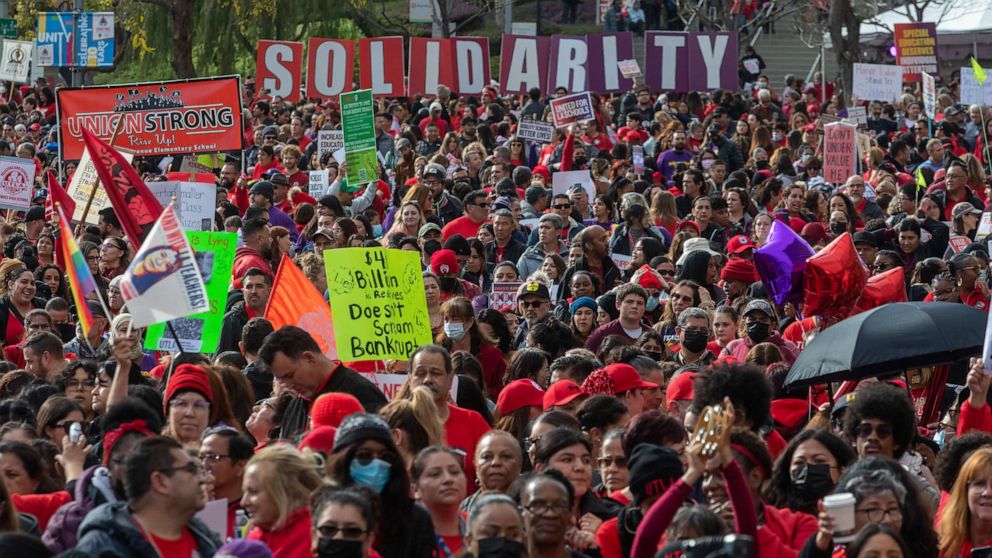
[163, 364, 213, 411]
[532, 165, 552, 181]
[637, 265, 663, 290]
[720, 258, 758, 283]
[298, 425, 338, 454]
[310, 393, 363, 429]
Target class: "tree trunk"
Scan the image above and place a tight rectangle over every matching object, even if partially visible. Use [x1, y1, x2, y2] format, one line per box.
[829, 0, 860, 99]
[171, 0, 196, 78]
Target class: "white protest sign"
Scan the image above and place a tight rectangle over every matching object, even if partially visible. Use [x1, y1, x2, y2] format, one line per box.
[922, 72, 936, 119]
[961, 67, 992, 106]
[360, 372, 458, 400]
[852, 63, 903, 102]
[978, 212, 992, 240]
[309, 169, 329, 199]
[194, 499, 228, 541]
[516, 119, 555, 143]
[611, 253, 632, 272]
[846, 106, 867, 127]
[552, 169, 595, 204]
[147, 181, 215, 231]
[0, 156, 34, 210]
[178, 157, 213, 176]
[67, 149, 135, 224]
[0, 40, 33, 84]
[618, 59, 642, 79]
[318, 130, 344, 157]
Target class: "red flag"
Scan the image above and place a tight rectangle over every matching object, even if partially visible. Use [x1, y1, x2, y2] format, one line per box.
[80, 128, 163, 244]
[45, 170, 75, 223]
[264, 255, 338, 359]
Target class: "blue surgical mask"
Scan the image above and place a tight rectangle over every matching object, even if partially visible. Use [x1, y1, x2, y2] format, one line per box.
[349, 458, 391, 493]
[372, 224, 383, 237]
[646, 295, 660, 312]
[444, 321, 466, 341]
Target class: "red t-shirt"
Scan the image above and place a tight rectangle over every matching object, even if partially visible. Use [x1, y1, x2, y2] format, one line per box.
[149, 527, 198, 557]
[441, 216, 484, 242]
[444, 404, 491, 494]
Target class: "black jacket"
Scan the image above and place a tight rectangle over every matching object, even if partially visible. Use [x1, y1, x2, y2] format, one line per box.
[217, 302, 250, 355]
[560, 254, 622, 299]
[485, 238, 527, 269]
[279, 363, 387, 440]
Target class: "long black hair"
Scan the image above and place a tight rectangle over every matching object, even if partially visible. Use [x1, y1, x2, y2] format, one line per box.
[764, 429, 856, 515]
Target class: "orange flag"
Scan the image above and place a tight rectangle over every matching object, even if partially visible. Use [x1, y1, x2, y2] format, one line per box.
[264, 255, 338, 359]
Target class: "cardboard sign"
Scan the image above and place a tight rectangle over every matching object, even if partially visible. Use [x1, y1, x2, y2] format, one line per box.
[856, 132, 872, 162]
[255, 40, 304, 102]
[0, 40, 31, 83]
[146, 181, 215, 231]
[552, 169, 596, 204]
[57, 76, 244, 160]
[489, 282, 523, 309]
[618, 59, 642, 79]
[893, 22, 938, 82]
[823, 122, 857, 185]
[549, 92, 596, 127]
[847, 106, 867, 126]
[0, 156, 35, 210]
[961, 67, 992, 106]
[851, 63, 903, 102]
[66, 149, 134, 224]
[306, 38, 354, 99]
[922, 72, 937, 119]
[516, 119, 555, 143]
[340, 89, 379, 186]
[644, 31, 738, 92]
[318, 130, 343, 157]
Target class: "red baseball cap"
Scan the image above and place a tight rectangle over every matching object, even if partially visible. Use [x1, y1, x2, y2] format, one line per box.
[676, 221, 701, 234]
[665, 371, 697, 406]
[543, 380, 589, 410]
[497, 379, 546, 415]
[727, 235, 755, 255]
[606, 363, 657, 394]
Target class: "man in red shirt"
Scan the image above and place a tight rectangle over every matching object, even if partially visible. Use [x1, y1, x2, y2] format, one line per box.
[407, 345, 490, 494]
[76, 436, 222, 556]
[441, 190, 490, 241]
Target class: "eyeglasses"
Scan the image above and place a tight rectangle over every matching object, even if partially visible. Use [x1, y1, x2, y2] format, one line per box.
[317, 524, 370, 540]
[855, 422, 892, 439]
[199, 453, 231, 464]
[157, 461, 201, 476]
[54, 421, 82, 434]
[353, 448, 398, 465]
[473, 203, 491, 209]
[264, 135, 277, 141]
[855, 507, 902, 523]
[169, 399, 210, 413]
[522, 501, 571, 516]
[658, 269, 675, 277]
[553, 204, 572, 210]
[101, 243, 122, 250]
[66, 379, 95, 389]
[597, 455, 628, 468]
[253, 399, 275, 412]
[968, 479, 992, 493]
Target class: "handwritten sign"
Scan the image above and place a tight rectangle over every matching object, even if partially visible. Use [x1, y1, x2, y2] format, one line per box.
[922, 72, 936, 119]
[894, 22, 938, 82]
[516, 119, 556, 143]
[852, 63, 902, 102]
[961, 67, 992, 106]
[66, 149, 134, 224]
[549, 92, 596, 128]
[823, 122, 857, 185]
[618, 59, 642, 79]
[326, 248, 432, 361]
[552, 169, 596, 205]
[309, 169, 329, 199]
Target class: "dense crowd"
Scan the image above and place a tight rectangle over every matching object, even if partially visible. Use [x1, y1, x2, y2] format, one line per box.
[0, 56, 988, 558]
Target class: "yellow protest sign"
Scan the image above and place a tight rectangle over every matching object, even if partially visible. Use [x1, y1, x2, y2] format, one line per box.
[325, 248, 432, 361]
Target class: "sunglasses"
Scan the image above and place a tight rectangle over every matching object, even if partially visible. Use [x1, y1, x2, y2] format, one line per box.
[317, 525, 370, 540]
[520, 300, 546, 308]
[597, 455, 628, 468]
[855, 422, 892, 439]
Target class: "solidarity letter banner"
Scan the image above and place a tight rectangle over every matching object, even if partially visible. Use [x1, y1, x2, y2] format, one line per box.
[256, 40, 303, 102]
[326, 248, 432, 361]
[57, 76, 244, 160]
[587, 33, 635, 92]
[306, 38, 354, 99]
[358, 37, 405, 97]
[644, 31, 737, 92]
[893, 23, 938, 82]
[408, 38, 456, 97]
[500, 35, 551, 95]
[852, 63, 902, 102]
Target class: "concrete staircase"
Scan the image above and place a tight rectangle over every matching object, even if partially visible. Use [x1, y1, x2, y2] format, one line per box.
[750, 10, 835, 92]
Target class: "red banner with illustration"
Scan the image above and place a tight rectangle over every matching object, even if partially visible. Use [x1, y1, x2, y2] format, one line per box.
[56, 76, 244, 160]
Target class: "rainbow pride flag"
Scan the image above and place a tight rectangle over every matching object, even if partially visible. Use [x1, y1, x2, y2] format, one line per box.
[56, 203, 104, 338]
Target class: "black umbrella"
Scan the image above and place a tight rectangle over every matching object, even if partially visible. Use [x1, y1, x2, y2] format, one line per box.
[784, 301, 988, 388]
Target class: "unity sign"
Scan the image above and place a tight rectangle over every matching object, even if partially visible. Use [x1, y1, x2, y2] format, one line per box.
[256, 31, 739, 100]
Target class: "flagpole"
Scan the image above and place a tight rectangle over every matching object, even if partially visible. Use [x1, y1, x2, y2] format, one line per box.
[56, 201, 113, 334]
[76, 117, 125, 234]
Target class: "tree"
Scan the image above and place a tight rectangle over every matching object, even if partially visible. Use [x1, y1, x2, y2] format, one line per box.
[675, 0, 804, 47]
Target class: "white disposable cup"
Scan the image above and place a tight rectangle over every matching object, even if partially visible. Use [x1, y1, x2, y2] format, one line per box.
[822, 492, 857, 543]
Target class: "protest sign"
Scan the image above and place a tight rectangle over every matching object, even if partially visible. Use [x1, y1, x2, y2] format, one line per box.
[549, 92, 596, 127]
[309, 170, 329, 199]
[37, 12, 113, 68]
[552, 169, 596, 203]
[66, 149, 134, 224]
[847, 106, 867, 126]
[359, 372, 458, 400]
[146, 181, 215, 231]
[317, 130, 343, 158]
[256, 40, 304, 102]
[612, 253, 632, 272]
[978, 212, 992, 241]
[0, 40, 32, 83]
[306, 38, 354, 99]
[618, 59, 641, 79]
[644, 31, 738, 92]
[490, 282, 522, 309]
[856, 132, 872, 162]
[851, 63, 902, 102]
[961, 67, 992, 106]
[340, 89, 379, 186]
[922, 72, 936, 119]
[0, 156, 34, 210]
[144, 231, 236, 354]
[516, 119, 555, 143]
[893, 22, 938, 82]
[326, 248, 432, 361]
[358, 37, 406, 96]
[823, 122, 857, 185]
[57, 76, 243, 160]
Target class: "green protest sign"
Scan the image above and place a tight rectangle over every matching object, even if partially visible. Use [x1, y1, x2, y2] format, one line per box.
[144, 231, 237, 353]
[339, 89, 379, 186]
[0, 19, 16, 39]
[325, 248, 432, 361]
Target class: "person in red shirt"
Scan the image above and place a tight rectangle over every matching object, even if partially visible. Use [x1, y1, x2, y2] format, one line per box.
[279, 145, 309, 189]
[947, 252, 991, 312]
[442, 190, 490, 242]
[75, 436, 223, 557]
[412, 447, 468, 558]
[200, 429, 253, 538]
[243, 445, 322, 558]
[406, 345, 491, 494]
[419, 102, 449, 138]
[251, 145, 285, 179]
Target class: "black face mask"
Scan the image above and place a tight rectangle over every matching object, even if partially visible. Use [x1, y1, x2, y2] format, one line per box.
[791, 463, 836, 500]
[476, 537, 525, 558]
[423, 239, 442, 254]
[644, 350, 664, 362]
[438, 276, 460, 292]
[681, 329, 709, 353]
[830, 222, 848, 235]
[756, 160, 770, 170]
[573, 156, 588, 167]
[747, 321, 771, 343]
[316, 538, 364, 558]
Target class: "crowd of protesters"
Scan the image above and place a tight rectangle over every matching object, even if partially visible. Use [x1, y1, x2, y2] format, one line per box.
[0, 48, 988, 558]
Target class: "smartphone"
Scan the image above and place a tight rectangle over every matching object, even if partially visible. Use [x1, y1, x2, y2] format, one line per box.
[69, 422, 81, 444]
[633, 145, 644, 174]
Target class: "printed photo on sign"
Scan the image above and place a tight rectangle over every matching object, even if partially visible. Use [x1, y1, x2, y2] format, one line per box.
[489, 282, 522, 309]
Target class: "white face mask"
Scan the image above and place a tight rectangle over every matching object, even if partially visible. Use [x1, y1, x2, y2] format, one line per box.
[443, 322, 466, 341]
